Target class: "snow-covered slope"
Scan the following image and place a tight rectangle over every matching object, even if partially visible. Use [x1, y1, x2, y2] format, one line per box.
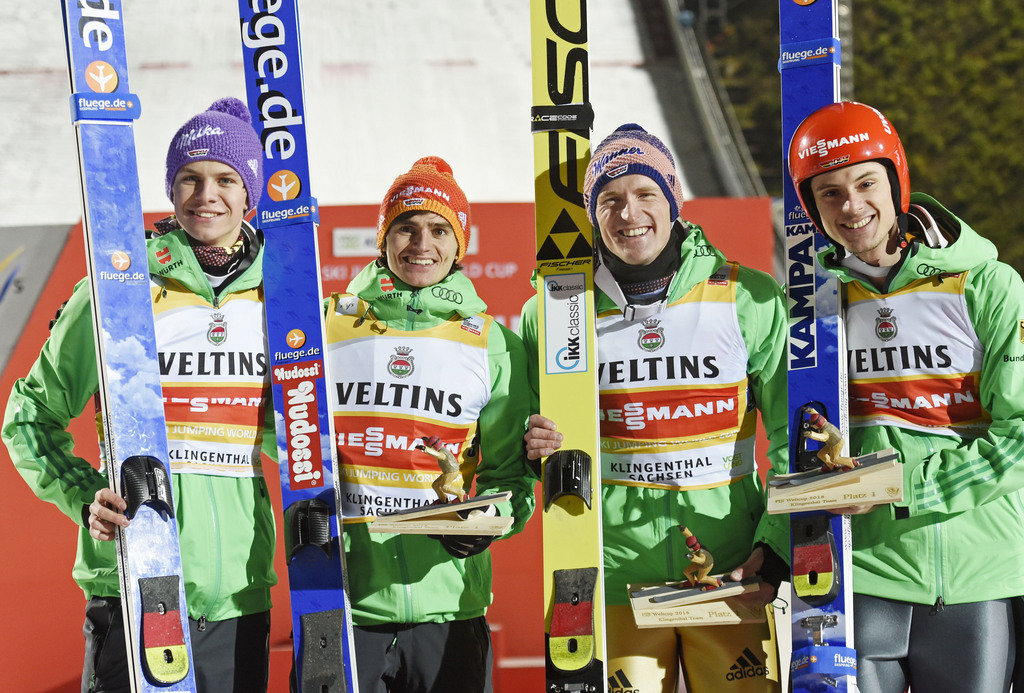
[1, 1, 708, 226]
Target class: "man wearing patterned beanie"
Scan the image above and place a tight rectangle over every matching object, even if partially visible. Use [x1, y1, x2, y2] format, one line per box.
[321, 156, 535, 692]
[521, 124, 791, 693]
[4, 97, 277, 692]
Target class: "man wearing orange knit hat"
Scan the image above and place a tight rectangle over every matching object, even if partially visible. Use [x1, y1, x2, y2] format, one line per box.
[321, 157, 535, 692]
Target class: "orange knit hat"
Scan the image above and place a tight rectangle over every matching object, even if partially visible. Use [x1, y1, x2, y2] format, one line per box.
[377, 156, 471, 261]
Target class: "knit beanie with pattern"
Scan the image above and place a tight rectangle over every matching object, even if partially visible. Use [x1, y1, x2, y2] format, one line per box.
[583, 123, 684, 226]
[165, 97, 263, 210]
[377, 156, 471, 261]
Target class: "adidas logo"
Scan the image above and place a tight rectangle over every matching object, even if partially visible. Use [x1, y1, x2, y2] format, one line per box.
[608, 668, 640, 693]
[726, 647, 769, 681]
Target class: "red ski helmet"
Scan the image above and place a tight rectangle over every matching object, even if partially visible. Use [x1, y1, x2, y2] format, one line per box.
[788, 101, 910, 235]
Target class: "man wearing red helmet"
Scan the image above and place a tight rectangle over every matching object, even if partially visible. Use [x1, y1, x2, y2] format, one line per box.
[788, 101, 1024, 693]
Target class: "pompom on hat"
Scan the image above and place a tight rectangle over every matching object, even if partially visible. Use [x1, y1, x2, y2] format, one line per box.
[377, 156, 471, 262]
[165, 97, 263, 209]
[583, 123, 685, 226]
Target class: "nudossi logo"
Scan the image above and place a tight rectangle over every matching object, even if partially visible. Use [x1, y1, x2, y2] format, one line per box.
[273, 358, 326, 489]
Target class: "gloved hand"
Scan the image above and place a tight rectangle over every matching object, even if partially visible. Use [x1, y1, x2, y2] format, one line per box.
[753, 542, 789, 600]
[433, 533, 495, 559]
[429, 504, 499, 558]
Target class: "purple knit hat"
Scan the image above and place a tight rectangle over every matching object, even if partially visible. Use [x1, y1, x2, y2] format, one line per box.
[583, 123, 684, 226]
[165, 97, 263, 209]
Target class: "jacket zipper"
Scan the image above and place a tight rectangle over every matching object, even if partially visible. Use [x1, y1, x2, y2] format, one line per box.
[932, 518, 944, 613]
[925, 440, 944, 612]
[405, 290, 423, 330]
[664, 493, 675, 579]
[397, 535, 414, 621]
[198, 474, 223, 629]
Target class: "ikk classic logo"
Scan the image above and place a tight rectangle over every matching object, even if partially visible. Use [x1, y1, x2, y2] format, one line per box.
[544, 273, 588, 374]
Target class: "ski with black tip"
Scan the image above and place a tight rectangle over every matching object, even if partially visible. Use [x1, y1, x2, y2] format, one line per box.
[530, 0, 606, 690]
[779, 1, 856, 690]
[60, 2, 196, 690]
[236, 2, 358, 690]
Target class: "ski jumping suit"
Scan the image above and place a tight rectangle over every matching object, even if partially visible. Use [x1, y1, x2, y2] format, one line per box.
[324, 260, 535, 692]
[520, 221, 790, 693]
[3, 220, 277, 691]
[817, 194, 1024, 692]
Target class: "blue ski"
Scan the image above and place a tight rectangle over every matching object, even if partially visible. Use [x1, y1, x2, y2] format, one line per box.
[60, 2, 196, 691]
[236, 2, 358, 690]
[779, 1, 857, 691]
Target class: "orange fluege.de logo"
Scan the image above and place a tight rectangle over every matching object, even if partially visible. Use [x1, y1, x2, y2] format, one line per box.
[85, 61, 119, 93]
[267, 170, 301, 202]
[110, 251, 130, 271]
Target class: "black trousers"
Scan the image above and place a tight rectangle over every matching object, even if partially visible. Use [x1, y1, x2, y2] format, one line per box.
[854, 593, 1014, 693]
[82, 596, 270, 693]
[352, 617, 493, 693]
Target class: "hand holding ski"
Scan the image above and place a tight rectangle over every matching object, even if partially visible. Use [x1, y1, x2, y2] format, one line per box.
[524, 413, 563, 461]
[87, 487, 129, 541]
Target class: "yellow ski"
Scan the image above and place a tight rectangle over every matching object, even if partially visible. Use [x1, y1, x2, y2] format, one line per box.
[530, 0, 606, 689]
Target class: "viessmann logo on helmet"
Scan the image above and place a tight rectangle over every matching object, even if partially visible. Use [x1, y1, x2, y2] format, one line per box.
[796, 131, 871, 162]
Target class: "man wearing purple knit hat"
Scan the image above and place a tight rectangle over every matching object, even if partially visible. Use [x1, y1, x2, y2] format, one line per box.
[4, 98, 277, 692]
[521, 124, 790, 692]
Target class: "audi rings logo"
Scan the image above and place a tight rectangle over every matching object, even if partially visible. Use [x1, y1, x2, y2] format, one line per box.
[431, 286, 463, 304]
[693, 245, 717, 257]
[917, 263, 944, 276]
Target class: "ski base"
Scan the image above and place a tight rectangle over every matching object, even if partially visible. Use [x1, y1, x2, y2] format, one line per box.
[299, 609, 350, 692]
[546, 567, 605, 692]
[138, 576, 189, 685]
